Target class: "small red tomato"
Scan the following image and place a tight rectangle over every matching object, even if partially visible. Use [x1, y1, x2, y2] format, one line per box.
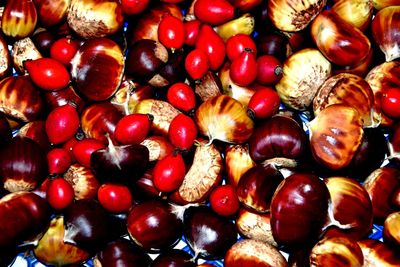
[185, 48, 209, 80]
[47, 147, 72, 175]
[72, 138, 105, 168]
[50, 37, 79, 66]
[193, 0, 235, 26]
[256, 55, 283, 86]
[158, 14, 185, 51]
[184, 19, 201, 46]
[45, 104, 80, 145]
[121, 0, 150, 15]
[97, 183, 133, 213]
[247, 86, 281, 119]
[168, 114, 198, 150]
[226, 34, 257, 61]
[46, 177, 75, 210]
[114, 113, 152, 145]
[195, 24, 226, 71]
[230, 49, 258, 87]
[153, 153, 186, 192]
[24, 57, 70, 91]
[167, 82, 196, 114]
[382, 88, 400, 119]
[209, 184, 240, 216]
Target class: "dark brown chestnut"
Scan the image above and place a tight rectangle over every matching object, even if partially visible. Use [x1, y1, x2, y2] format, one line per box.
[0, 136, 47, 192]
[70, 38, 124, 102]
[94, 238, 152, 267]
[151, 249, 196, 267]
[248, 114, 308, 165]
[236, 164, 284, 213]
[126, 200, 183, 252]
[183, 205, 237, 260]
[17, 120, 51, 152]
[44, 85, 86, 114]
[0, 111, 11, 147]
[270, 172, 330, 248]
[256, 32, 288, 61]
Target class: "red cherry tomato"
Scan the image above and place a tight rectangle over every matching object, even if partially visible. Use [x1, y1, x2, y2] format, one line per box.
[229, 49, 258, 87]
[121, 0, 150, 15]
[168, 114, 198, 150]
[46, 177, 75, 210]
[382, 88, 400, 119]
[50, 37, 79, 66]
[153, 153, 186, 192]
[114, 113, 152, 145]
[195, 24, 226, 71]
[209, 184, 240, 216]
[247, 86, 281, 120]
[256, 55, 283, 85]
[72, 138, 105, 168]
[167, 82, 196, 113]
[193, 0, 235, 26]
[45, 104, 80, 145]
[185, 48, 209, 80]
[47, 148, 72, 175]
[158, 14, 185, 51]
[24, 57, 70, 91]
[184, 19, 201, 46]
[226, 34, 257, 61]
[97, 183, 133, 213]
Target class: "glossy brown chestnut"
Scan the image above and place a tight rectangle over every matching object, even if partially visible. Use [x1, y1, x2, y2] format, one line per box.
[224, 144, 256, 187]
[224, 239, 288, 267]
[183, 205, 237, 259]
[94, 238, 152, 267]
[358, 239, 400, 266]
[17, 120, 51, 152]
[383, 211, 400, 250]
[270, 172, 330, 248]
[248, 114, 308, 164]
[126, 200, 183, 252]
[0, 111, 11, 147]
[0, 75, 44, 123]
[33, 0, 70, 28]
[151, 249, 196, 267]
[0, 191, 50, 247]
[70, 38, 124, 102]
[44, 85, 86, 114]
[236, 164, 284, 213]
[0, 136, 47, 192]
[1, 0, 37, 39]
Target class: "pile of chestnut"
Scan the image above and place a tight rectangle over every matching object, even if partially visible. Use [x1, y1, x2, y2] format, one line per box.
[0, 0, 399, 266]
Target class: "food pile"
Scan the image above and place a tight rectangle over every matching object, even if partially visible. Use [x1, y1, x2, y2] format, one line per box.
[0, 0, 399, 266]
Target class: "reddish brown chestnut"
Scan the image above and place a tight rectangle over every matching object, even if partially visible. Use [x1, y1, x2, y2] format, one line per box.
[358, 239, 400, 266]
[383, 211, 400, 249]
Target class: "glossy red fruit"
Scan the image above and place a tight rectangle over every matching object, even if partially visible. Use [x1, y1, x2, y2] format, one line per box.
[46, 177, 75, 210]
[153, 153, 186, 192]
[97, 183, 133, 213]
[184, 19, 201, 46]
[195, 24, 226, 71]
[24, 58, 70, 91]
[114, 114, 152, 145]
[167, 82, 196, 114]
[72, 138, 105, 168]
[226, 34, 257, 61]
[158, 14, 185, 51]
[185, 48, 209, 80]
[121, 0, 151, 15]
[50, 37, 79, 66]
[47, 148, 72, 175]
[209, 184, 240, 216]
[230, 49, 258, 87]
[168, 114, 198, 150]
[247, 87, 281, 120]
[194, 0, 235, 25]
[256, 55, 283, 85]
[45, 104, 80, 145]
[382, 88, 400, 119]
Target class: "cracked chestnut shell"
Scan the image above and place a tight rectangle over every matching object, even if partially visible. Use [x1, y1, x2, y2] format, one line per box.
[71, 38, 124, 102]
[267, 0, 326, 32]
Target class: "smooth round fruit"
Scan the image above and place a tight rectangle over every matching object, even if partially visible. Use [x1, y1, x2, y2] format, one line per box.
[46, 177, 75, 210]
[256, 55, 283, 85]
[47, 148, 72, 175]
[153, 153, 186, 192]
[97, 183, 133, 213]
[158, 14, 185, 50]
[45, 104, 80, 145]
[72, 138, 106, 168]
[50, 37, 79, 66]
[185, 48, 209, 80]
[114, 114, 152, 145]
[121, 0, 150, 15]
[226, 34, 257, 61]
[209, 184, 240, 216]
[230, 49, 258, 87]
[168, 114, 198, 150]
[382, 87, 400, 119]
[247, 87, 281, 119]
[166, 82, 196, 114]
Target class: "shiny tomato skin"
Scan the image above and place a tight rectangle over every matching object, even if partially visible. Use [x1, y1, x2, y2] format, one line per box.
[158, 14, 185, 50]
[185, 48, 209, 80]
[114, 113, 152, 145]
[45, 104, 80, 145]
[247, 86, 281, 119]
[226, 34, 257, 61]
[153, 153, 186, 192]
[168, 114, 198, 150]
[121, 0, 150, 15]
[47, 147, 72, 175]
[382, 88, 400, 119]
[72, 138, 105, 168]
[97, 183, 133, 213]
[209, 184, 240, 216]
[167, 82, 196, 113]
[50, 37, 79, 66]
[46, 178, 75, 210]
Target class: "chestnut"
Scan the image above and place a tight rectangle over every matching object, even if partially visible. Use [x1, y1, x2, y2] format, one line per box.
[358, 239, 400, 266]
[126, 199, 183, 252]
[383, 211, 400, 250]
[224, 144, 256, 187]
[63, 164, 100, 200]
[151, 249, 196, 267]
